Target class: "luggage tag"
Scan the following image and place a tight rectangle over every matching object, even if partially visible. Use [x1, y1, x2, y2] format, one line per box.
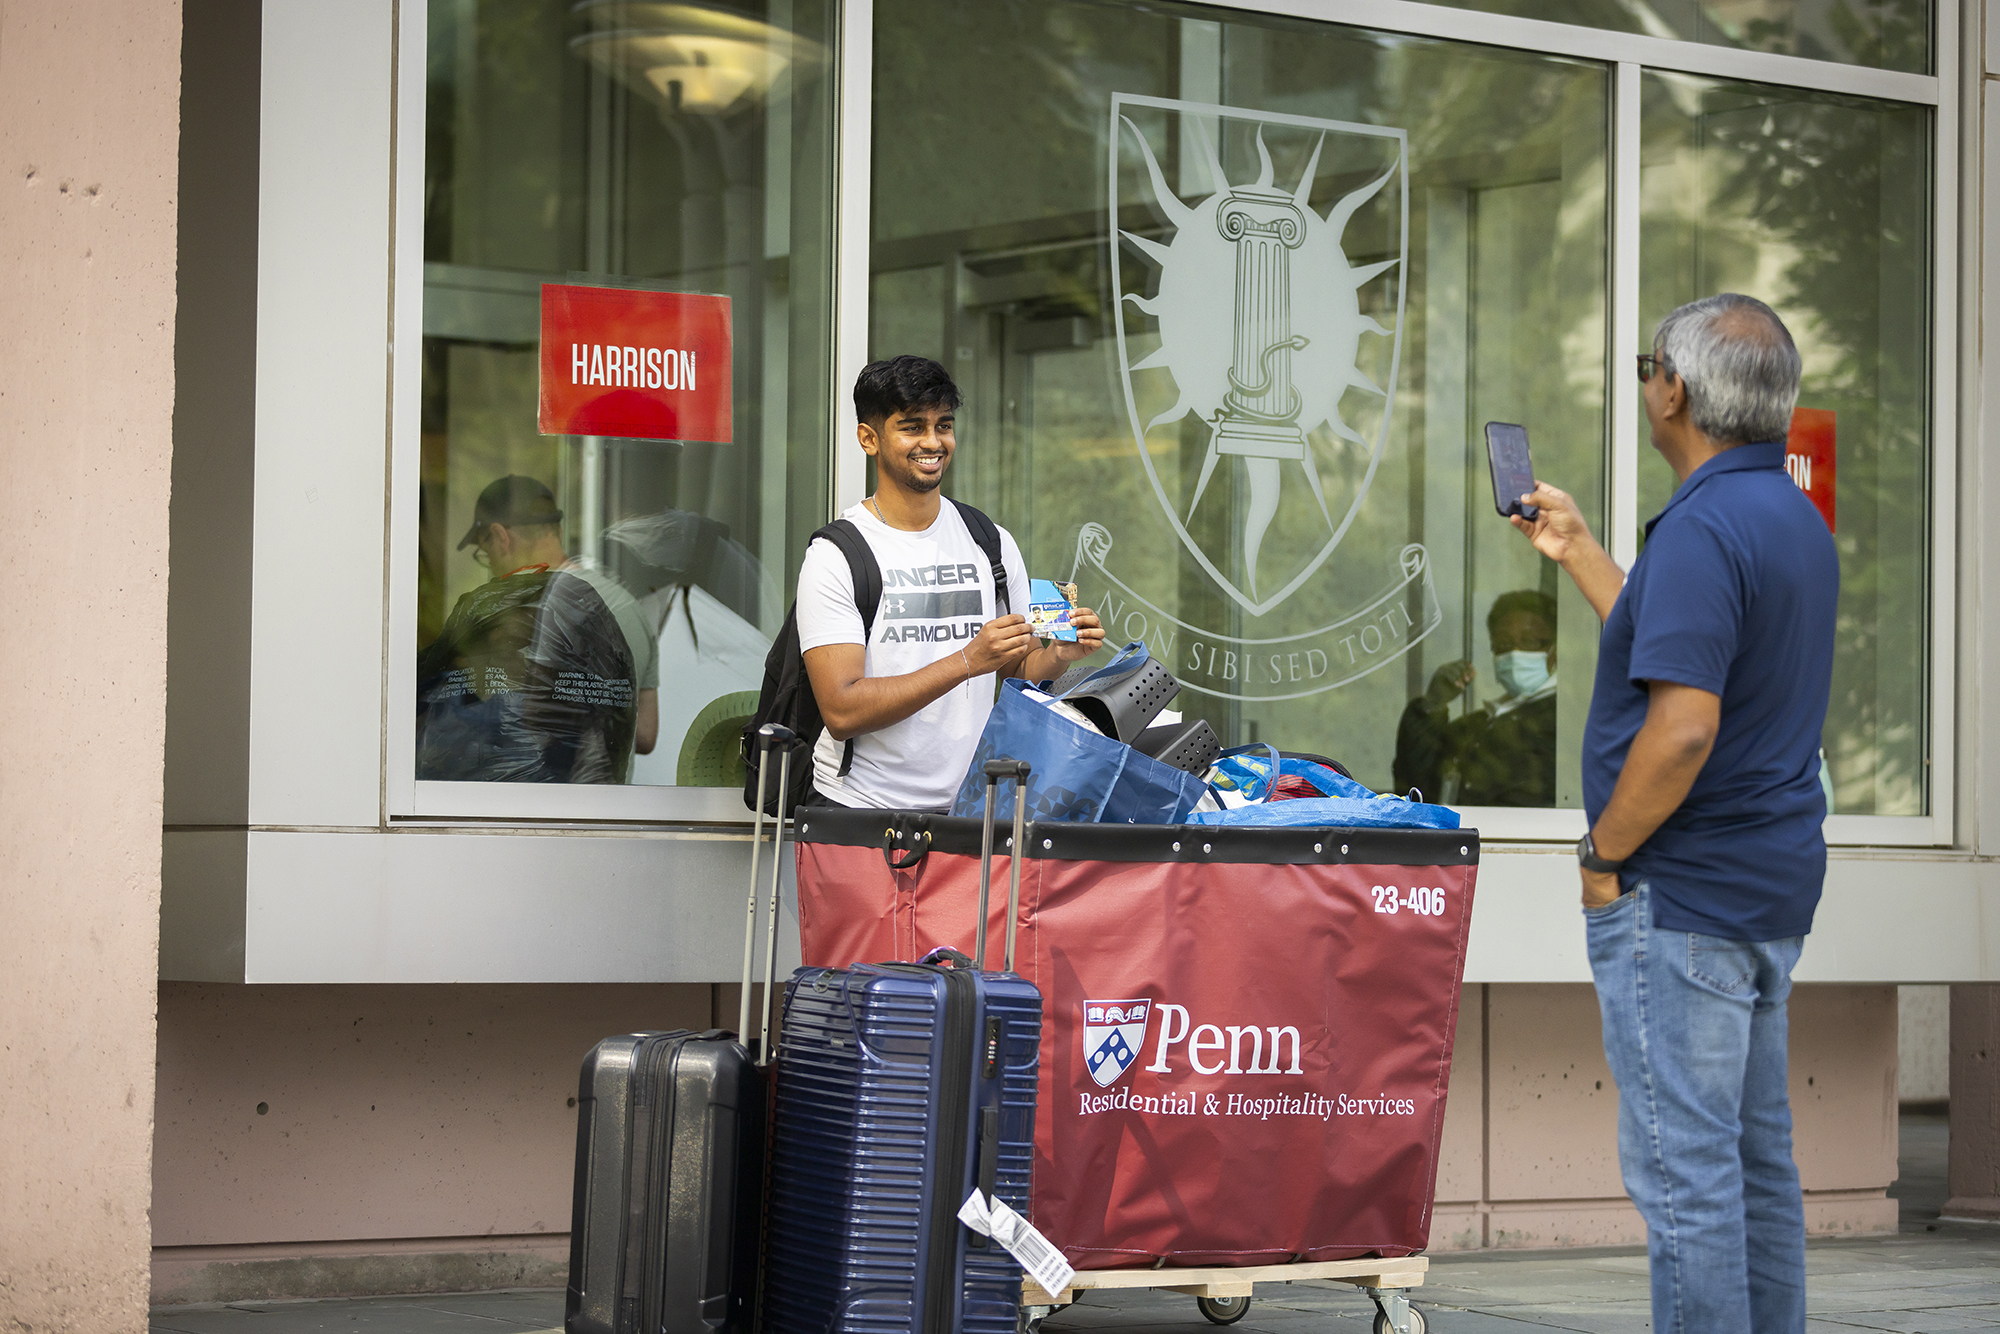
[958, 1189, 1075, 1295]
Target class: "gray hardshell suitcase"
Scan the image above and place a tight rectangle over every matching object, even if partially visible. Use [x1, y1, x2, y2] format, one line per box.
[564, 727, 802, 1334]
[565, 1030, 762, 1334]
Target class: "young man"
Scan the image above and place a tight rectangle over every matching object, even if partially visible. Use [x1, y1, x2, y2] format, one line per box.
[1511, 294, 1837, 1334]
[796, 357, 1105, 810]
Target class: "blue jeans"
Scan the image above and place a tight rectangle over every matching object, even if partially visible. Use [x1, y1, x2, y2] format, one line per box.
[1585, 882, 1807, 1334]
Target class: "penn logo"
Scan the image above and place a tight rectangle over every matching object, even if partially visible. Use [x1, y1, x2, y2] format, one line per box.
[1081, 999, 1153, 1089]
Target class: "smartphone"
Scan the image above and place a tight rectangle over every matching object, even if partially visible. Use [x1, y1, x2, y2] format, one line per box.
[1485, 421, 1539, 520]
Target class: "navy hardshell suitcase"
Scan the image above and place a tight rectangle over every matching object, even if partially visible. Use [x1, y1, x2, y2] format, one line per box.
[564, 727, 802, 1334]
[762, 762, 1045, 1334]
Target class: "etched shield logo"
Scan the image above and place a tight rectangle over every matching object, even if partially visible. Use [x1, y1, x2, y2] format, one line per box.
[1108, 93, 1410, 618]
[1082, 998, 1153, 1088]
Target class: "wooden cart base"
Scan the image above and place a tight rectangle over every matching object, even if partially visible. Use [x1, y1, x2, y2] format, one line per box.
[1024, 1257, 1429, 1333]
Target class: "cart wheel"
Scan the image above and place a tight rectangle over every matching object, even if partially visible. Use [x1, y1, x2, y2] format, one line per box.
[1197, 1295, 1251, 1324]
[1016, 1303, 1051, 1334]
[1371, 1304, 1428, 1334]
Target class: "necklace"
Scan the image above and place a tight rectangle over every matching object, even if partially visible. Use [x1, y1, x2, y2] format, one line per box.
[867, 495, 887, 526]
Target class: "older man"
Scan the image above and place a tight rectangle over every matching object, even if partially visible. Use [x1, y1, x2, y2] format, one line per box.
[1512, 294, 1836, 1333]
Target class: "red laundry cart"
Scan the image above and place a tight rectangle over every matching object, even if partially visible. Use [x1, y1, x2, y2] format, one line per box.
[792, 806, 1478, 1299]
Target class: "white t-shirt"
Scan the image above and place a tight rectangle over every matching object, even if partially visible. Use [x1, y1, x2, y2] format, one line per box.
[794, 501, 1028, 811]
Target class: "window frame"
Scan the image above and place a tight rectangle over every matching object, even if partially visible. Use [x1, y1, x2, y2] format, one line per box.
[385, 0, 837, 825]
[387, 0, 1957, 844]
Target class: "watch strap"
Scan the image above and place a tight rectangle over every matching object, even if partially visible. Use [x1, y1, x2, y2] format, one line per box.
[1578, 831, 1625, 874]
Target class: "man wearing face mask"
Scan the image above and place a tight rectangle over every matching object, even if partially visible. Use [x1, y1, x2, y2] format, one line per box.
[1392, 588, 1557, 806]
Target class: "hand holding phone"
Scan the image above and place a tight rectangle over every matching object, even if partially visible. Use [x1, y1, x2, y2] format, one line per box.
[1485, 422, 1539, 520]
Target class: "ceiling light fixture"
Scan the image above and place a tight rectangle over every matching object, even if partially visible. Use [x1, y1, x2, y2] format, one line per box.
[570, 1, 825, 117]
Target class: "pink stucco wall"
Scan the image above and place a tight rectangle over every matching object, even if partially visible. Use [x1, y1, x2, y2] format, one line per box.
[0, 1, 182, 1329]
[150, 980, 1896, 1302]
[1430, 983, 1897, 1249]
[151, 982, 717, 1303]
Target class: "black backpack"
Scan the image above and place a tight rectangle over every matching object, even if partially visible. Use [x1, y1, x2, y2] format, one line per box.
[740, 500, 1010, 816]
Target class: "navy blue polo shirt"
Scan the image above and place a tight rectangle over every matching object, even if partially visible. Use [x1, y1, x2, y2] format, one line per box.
[1583, 440, 1838, 942]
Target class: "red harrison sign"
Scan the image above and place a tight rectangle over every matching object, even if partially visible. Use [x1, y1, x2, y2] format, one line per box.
[1784, 407, 1835, 534]
[538, 284, 732, 442]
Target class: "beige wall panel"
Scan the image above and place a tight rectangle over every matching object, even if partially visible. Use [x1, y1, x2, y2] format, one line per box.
[153, 1234, 568, 1308]
[1485, 984, 1623, 1202]
[1789, 986, 1898, 1193]
[1487, 1199, 1645, 1250]
[1802, 1191, 1900, 1235]
[1947, 983, 2000, 1217]
[151, 983, 713, 1247]
[1427, 1204, 1487, 1253]
[1481, 984, 1896, 1204]
[1432, 985, 1484, 1207]
[0, 1, 181, 1330]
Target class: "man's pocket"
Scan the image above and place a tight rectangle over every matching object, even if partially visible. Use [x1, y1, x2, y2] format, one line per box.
[1687, 933, 1759, 995]
[1583, 888, 1636, 920]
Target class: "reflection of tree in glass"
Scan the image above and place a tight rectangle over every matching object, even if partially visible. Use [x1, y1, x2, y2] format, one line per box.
[1645, 79, 1928, 815]
[1414, 0, 1926, 72]
[867, 0, 1614, 791]
[1246, 37, 1608, 788]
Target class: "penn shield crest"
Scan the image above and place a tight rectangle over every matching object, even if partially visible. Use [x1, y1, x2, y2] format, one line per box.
[1082, 998, 1154, 1088]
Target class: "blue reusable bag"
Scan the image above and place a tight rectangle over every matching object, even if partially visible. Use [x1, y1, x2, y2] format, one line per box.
[1207, 745, 1375, 802]
[949, 674, 1206, 825]
[1195, 743, 1461, 829]
[1185, 796, 1460, 830]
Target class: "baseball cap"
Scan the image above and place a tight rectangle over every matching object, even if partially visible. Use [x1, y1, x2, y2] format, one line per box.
[457, 475, 566, 550]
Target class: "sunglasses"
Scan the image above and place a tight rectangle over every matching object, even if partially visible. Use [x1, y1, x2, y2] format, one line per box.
[1636, 353, 1672, 383]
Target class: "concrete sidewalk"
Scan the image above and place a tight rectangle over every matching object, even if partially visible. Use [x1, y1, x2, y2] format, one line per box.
[150, 1114, 1999, 1334]
[143, 1229, 2000, 1334]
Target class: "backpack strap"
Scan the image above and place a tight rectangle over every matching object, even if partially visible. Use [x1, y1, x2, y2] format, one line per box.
[810, 519, 881, 778]
[812, 519, 883, 634]
[950, 499, 1010, 615]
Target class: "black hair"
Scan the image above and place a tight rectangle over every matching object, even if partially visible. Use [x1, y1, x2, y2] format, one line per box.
[853, 356, 962, 428]
[1487, 589, 1557, 638]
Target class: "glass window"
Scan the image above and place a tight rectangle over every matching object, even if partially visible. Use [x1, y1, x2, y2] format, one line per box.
[870, 0, 1610, 807]
[1420, 0, 1929, 74]
[416, 0, 834, 789]
[1638, 73, 1931, 815]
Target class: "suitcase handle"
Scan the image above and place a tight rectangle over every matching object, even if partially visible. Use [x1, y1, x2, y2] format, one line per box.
[741, 724, 797, 1065]
[918, 946, 974, 969]
[974, 759, 1032, 973]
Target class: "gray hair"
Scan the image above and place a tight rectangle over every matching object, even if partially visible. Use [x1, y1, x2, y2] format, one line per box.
[1653, 294, 1801, 444]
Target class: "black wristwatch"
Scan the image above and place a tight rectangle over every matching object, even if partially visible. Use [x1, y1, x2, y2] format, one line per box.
[1577, 830, 1625, 874]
